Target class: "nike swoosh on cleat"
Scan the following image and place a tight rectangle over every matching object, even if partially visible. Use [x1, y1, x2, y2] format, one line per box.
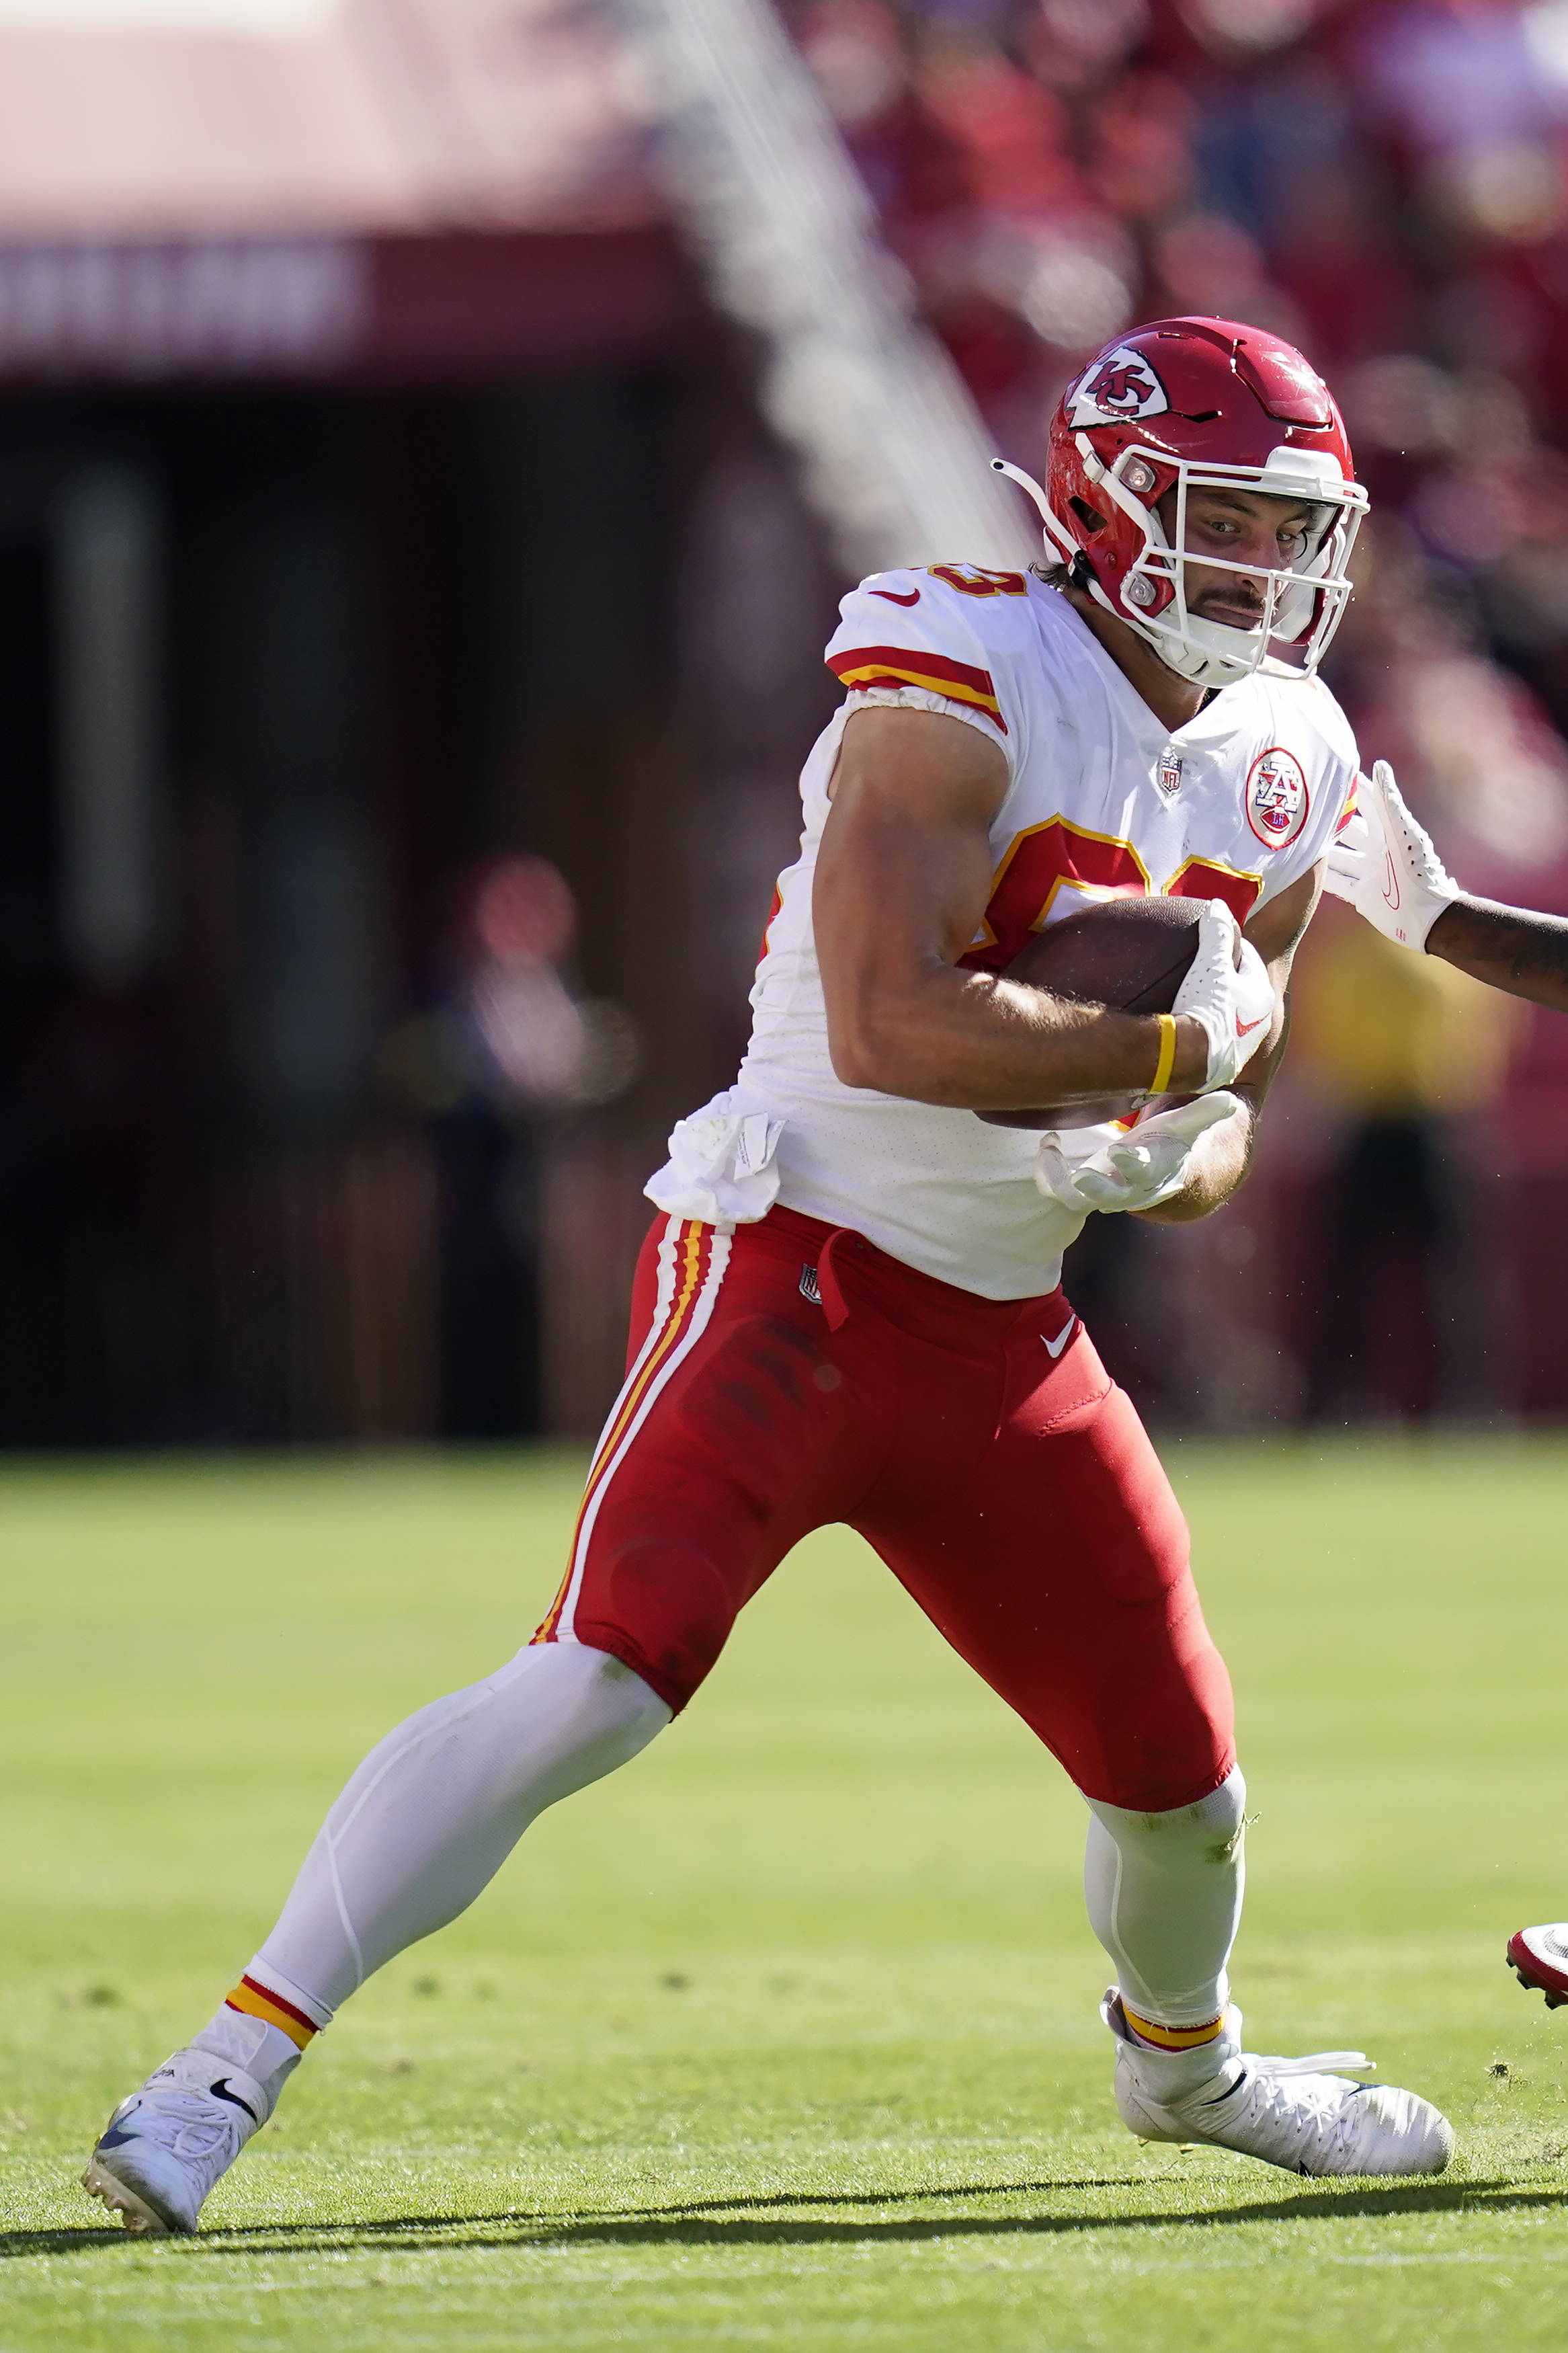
[209, 2078, 261, 2122]
[96, 2123, 140, 2151]
[871, 588, 921, 605]
[1042, 1317, 1077, 1359]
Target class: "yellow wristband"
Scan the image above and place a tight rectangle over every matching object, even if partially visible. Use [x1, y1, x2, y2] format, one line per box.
[1149, 1013, 1178, 1096]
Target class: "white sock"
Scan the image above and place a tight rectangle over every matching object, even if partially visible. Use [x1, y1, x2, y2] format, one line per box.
[251, 1642, 670, 2015]
[190, 1958, 329, 2102]
[1084, 1764, 1247, 2045]
[190, 2003, 302, 2104]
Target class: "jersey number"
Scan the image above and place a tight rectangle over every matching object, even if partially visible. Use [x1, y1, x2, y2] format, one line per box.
[958, 819, 1261, 971]
[926, 564, 1028, 598]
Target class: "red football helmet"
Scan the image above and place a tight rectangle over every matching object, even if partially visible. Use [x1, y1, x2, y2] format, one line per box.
[996, 316, 1367, 690]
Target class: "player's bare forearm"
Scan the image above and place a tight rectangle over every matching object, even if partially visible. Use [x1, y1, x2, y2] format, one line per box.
[831, 957, 1199, 1109]
[817, 706, 1210, 1104]
[1427, 896, 1568, 1012]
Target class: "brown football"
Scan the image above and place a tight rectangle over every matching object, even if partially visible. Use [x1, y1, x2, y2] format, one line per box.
[975, 895, 1233, 1131]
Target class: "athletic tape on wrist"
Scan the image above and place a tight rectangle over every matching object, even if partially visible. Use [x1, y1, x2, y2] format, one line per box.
[1149, 1014, 1178, 1097]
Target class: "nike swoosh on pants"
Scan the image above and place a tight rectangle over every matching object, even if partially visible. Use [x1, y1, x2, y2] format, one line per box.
[1042, 1316, 1077, 1359]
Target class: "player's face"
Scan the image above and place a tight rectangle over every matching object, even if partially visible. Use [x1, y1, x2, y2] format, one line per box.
[1158, 487, 1329, 631]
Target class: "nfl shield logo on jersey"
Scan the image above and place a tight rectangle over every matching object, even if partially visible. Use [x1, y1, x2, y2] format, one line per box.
[1244, 746, 1309, 849]
[1157, 750, 1183, 798]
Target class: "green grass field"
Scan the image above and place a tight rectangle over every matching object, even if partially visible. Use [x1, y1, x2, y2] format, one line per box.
[3, 1438, 1567, 2350]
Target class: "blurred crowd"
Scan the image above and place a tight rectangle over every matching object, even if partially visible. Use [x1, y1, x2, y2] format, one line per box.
[22, 0, 1568, 1441]
[786, 0, 1568, 881]
[780, 0, 1568, 1418]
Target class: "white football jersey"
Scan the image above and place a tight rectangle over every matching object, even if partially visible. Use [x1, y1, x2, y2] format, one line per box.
[649, 563, 1359, 1301]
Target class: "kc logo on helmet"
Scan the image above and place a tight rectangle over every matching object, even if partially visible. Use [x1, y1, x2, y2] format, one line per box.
[1245, 746, 1309, 849]
[1067, 346, 1171, 428]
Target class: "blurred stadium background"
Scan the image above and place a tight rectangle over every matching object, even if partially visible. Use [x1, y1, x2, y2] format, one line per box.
[3, 0, 1567, 1449]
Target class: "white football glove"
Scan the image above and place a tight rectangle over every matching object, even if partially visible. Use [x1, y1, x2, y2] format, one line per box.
[1171, 901, 1276, 1091]
[1034, 1092, 1243, 1216]
[1323, 759, 1459, 949]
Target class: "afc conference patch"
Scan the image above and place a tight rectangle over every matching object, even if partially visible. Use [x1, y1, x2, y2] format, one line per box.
[1244, 746, 1309, 850]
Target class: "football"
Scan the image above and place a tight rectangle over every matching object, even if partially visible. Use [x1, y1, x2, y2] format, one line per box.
[975, 894, 1231, 1130]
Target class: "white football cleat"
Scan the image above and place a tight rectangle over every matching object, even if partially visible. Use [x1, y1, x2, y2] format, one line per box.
[1508, 1923, 1568, 2009]
[82, 2049, 272, 2233]
[1103, 1989, 1453, 2178]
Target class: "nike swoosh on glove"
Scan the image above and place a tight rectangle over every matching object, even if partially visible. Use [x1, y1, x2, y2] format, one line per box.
[1034, 1092, 1243, 1215]
[1171, 901, 1276, 1091]
[1323, 759, 1459, 949]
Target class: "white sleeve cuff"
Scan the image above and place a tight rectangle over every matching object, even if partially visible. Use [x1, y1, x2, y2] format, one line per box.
[850, 685, 1012, 759]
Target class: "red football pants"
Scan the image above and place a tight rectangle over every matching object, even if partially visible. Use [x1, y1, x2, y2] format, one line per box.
[532, 1205, 1234, 1812]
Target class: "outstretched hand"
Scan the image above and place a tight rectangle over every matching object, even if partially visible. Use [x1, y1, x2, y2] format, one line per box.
[1324, 760, 1459, 949]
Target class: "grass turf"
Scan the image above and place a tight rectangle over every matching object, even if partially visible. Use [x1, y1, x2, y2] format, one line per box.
[1, 1437, 1567, 2350]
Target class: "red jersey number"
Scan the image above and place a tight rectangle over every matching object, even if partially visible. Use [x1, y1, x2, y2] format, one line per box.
[1164, 857, 1262, 926]
[960, 820, 1151, 971]
[958, 828, 1262, 970]
[926, 564, 1029, 598]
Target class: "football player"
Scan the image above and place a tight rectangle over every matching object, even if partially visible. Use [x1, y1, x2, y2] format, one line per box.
[1327, 756, 1568, 2021]
[83, 317, 1453, 2235]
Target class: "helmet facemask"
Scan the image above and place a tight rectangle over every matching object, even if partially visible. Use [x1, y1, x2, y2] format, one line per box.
[1077, 438, 1366, 690]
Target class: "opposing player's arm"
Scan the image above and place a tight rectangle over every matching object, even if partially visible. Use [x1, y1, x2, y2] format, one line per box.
[1133, 862, 1319, 1225]
[1329, 757, 1568, 1002]
[816, 705, 1214, 1107]
[1426, 900, 1568, 1011]
[1326, 757, 1568, 1005]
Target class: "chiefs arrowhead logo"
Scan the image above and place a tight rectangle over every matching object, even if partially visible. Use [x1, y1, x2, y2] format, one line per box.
[1067, 346, 1171, 428]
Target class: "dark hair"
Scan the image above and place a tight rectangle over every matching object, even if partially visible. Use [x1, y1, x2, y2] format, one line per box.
[1033, 555, 1094, 594]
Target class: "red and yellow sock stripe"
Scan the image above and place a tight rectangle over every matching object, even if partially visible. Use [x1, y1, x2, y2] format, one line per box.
[225, 1972, 321, 2051]
[532, 1218, 723, 1646]
[1123, 2005, 1225, 2052]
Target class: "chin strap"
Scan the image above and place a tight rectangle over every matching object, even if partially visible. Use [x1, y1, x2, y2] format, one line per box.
[990, 454, 1263, 691]
[1075, 566, 1247, 690]
[989, 456, 1284, 691]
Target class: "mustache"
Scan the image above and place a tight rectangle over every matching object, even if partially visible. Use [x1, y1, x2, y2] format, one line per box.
[1192, 585, 1266, 624]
